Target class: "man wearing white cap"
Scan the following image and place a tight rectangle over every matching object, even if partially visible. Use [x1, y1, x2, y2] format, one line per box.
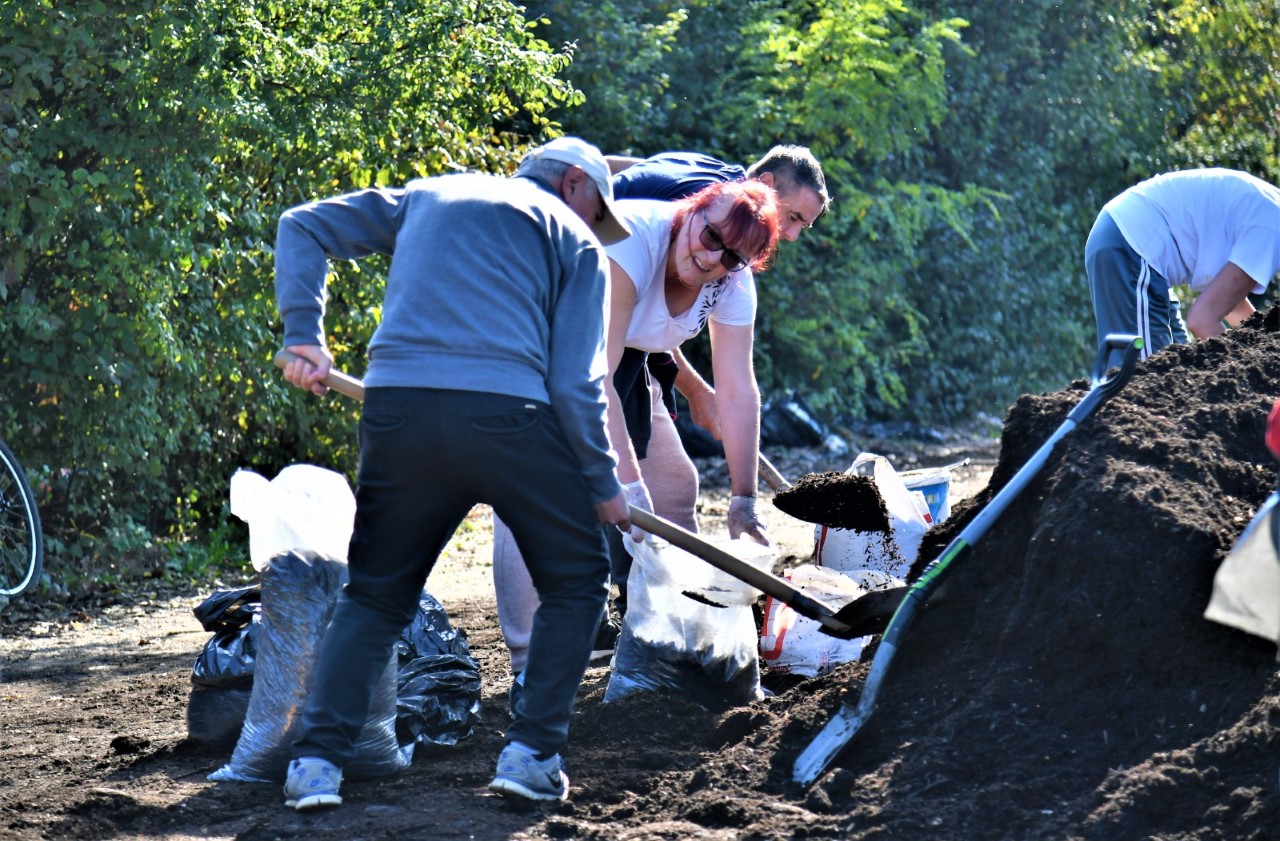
[274, 136, 631, 807]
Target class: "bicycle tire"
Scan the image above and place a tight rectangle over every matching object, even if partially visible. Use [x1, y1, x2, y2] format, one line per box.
[0, 436, 43, 597]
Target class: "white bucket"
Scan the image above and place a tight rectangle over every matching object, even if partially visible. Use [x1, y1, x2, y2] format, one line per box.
[899, 467, 952, 524]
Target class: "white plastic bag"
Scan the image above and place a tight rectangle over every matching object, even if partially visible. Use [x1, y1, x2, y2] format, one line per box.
[760, 565, 900, 676]
[230, 464, 356, 571]
[1204, 492, 1280, 645]
[812, 453, 931, 579]
[605, 535, 775, 708]
[208, 550, 411, 783]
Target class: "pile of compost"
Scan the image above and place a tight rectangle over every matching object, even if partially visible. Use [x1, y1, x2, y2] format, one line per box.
[773, 471, 891, 530]
[560, 308, 1280, 839]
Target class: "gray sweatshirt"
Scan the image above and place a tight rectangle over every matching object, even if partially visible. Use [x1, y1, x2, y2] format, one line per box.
[274, 172, 621, 502]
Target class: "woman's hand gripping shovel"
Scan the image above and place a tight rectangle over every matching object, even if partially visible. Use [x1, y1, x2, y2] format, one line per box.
[791, 333, 1144, 789]
[272, 350, 874, 636]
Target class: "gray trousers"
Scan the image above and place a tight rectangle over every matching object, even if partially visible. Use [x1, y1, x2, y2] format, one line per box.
[1086, 209, 1189, 368]
[292, 387, 610, 763]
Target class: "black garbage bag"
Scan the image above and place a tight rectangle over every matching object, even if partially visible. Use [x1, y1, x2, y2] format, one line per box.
[209, 550, 410, 783]
[188, 685, 255, 754]
[192, 585, 259, 637]
[395, 593, 481, 753]
[760, 391, 827, 448]
[187, 586, 261, 751]
[191, 587, 260, 690]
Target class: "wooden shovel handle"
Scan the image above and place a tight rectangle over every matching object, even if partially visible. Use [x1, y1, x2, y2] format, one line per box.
[758, 453, 791, 492]
[628, 507, 854, 637]
[273, 349, 366, 402]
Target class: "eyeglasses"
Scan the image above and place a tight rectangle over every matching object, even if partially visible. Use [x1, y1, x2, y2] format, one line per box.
[698, 210, 749, 273]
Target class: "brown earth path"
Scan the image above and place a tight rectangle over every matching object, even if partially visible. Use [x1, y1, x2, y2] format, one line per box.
[0, 442, 994, 841]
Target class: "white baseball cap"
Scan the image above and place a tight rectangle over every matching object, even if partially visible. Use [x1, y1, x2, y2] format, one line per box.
[517, 136, 630, 246]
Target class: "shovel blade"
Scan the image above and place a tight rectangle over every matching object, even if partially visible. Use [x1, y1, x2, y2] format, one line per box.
[822, 585, 909, 639]
[792, 703, 870, 786]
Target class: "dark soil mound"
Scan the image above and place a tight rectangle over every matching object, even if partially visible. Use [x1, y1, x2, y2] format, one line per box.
[9, 311, 1280, 841]
[560, 308, 1280, 839]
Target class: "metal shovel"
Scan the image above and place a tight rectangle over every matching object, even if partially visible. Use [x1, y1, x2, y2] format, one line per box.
[792, 333, 1144, 788]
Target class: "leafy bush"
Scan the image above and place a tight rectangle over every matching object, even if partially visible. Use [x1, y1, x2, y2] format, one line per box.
[542, 0, 1279, 423]
[0, 0, 577, 571]
[2, 0, 1276, 583]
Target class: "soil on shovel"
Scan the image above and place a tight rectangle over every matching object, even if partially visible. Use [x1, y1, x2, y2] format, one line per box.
[772, 471, 892, 531]
[5, 308, 1280, 839]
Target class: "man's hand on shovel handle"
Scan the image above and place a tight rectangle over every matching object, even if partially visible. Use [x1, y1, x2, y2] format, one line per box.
[596, 491, 631, 535]
[279, 344, 334, 396]
[274, 348, 367, 400]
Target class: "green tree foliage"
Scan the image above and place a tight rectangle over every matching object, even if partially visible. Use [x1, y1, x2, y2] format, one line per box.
[522, 1, 688, 156]
[743, 0, 997, 420]
[539, 0, 1278, 424]
[0, 0, 576, 565]
[3, 0, 1277, 578]
[897, 0, 1171, 419]
[1137, 0, 1280, 177]
[539, 0, 996, 419]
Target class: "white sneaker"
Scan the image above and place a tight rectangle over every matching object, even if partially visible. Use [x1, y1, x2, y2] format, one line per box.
[283, 757, 343, 811]
[487, 743, 568, 801]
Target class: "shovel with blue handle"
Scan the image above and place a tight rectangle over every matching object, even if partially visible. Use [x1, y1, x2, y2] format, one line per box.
[792, 333, 1144, 788]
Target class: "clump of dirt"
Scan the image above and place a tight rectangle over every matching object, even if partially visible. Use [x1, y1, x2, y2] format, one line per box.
[773, 471, 890, 530]
[824, 306, 1280, 838]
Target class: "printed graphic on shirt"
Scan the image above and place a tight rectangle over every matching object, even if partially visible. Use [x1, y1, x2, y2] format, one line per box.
[694, 279, 727, 332]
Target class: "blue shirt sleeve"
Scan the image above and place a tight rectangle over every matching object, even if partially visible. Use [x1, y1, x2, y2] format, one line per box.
[611, 152, 746, 201]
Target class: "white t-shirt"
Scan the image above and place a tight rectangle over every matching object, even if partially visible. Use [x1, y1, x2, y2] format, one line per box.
[606, 199, 756, 353]
[1104, 168, 1280, 293]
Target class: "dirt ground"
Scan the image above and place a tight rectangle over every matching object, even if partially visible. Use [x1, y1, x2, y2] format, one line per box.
[4, 310, 1280, 840]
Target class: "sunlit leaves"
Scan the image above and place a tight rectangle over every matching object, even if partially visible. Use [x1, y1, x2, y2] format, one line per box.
[0, 0, 578, 567]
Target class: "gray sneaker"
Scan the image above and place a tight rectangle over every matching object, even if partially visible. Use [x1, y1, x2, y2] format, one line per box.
[283, 757, 343, 811]
[488, 743, 569, 801]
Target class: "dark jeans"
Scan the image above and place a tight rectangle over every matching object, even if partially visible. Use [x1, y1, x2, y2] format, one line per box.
[292, 387, 610, 763]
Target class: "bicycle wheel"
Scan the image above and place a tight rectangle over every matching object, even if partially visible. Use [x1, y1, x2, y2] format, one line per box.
[0, 436, 43, 597]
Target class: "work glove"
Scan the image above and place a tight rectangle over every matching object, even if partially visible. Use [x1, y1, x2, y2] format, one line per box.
[728, 494, 771, 546]
[621, 480, 654, 543]
[1267, 398, 1280, 461]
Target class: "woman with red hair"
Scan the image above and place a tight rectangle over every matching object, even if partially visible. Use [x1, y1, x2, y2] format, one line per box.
[495, 179, 781, 688]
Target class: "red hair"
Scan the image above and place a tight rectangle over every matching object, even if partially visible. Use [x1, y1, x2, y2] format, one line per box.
[672, 180, 781, 271]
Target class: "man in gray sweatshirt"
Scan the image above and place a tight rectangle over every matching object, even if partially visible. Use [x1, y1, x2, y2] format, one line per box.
[273, 136, 631, 808]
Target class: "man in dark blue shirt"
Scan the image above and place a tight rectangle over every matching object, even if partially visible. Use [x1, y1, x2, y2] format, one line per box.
[610, 146, 828, 242]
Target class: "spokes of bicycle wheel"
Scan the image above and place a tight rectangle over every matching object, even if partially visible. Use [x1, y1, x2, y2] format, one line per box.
[0, 452, 42, 597]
